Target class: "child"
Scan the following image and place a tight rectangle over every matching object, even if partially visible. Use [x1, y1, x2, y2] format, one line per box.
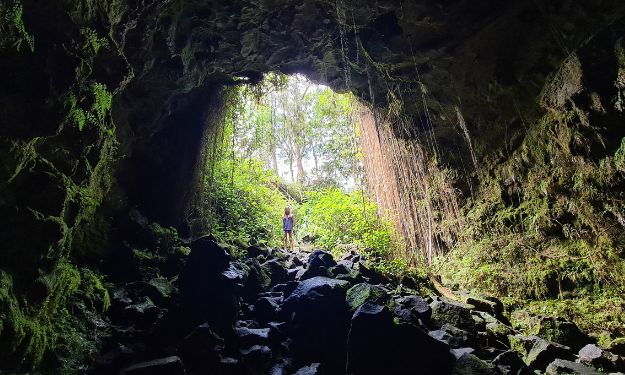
[283, 206, 295, 251]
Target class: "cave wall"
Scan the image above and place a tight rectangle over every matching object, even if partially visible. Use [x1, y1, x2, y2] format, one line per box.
[1, 0, 625, 371]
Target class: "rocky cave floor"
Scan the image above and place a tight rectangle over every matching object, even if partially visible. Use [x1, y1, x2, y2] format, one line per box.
[88, 231, 625, 375]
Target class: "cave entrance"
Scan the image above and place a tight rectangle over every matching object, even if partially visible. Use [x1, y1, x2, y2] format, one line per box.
[188, 73, 399, 261]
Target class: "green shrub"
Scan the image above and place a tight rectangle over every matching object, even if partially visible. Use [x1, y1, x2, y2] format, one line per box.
[203, 157, 290, 247]
[300, 188, 395, 257]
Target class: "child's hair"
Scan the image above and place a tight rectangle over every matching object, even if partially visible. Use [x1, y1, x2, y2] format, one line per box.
[284, 206, 291, 216]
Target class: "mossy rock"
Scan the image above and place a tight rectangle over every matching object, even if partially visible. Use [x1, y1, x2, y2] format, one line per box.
[536, 316, 592, 351]
[452, 353, 498, 375]
[346, 283, 389, 313]
[430, 297, 476, 331]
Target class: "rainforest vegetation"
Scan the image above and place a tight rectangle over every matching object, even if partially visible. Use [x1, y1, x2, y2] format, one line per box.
[2, 0, 625, 374]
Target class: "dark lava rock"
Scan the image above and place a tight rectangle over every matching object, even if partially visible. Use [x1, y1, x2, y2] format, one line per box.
[120, 356, 185, 375]
[443, 324, 478, 347]
[492, 350, 531, 375]
[145, 277, 177, 305]
[509, 334, 542, 357]
[235, 326, 271, 347]
[394, 295, 431, 322]
[286, 255, 304, 269]
[122, 297, 162, 328]
[331, 262, 352, 276]
[298, 264, 331, 280]
[293, 363, 322, 374]
[262, 259, 288, 285]
[243, 258, 272, 298]
[246, 245, 266, 258]
[253, 296, 282, 323]
[537, 316, 592, 351]
[430, 297, 476, 331]
[240, 345, 273, 371]
[177, 323, 224, 371]
[178, 238, 239, 333]
[545, 359, 603, 375]
[578, 343, 624, 372]
[308, 250, 337, 269]
[451, 347, 475, 359]
[284, 276, 349, 305]
[608, 337, 625, 356]
[347, 302, 454, 375]
[525, 338, 575, 371]
[429, 329, 463, 347]
[452, 353, 498, 375]
[283, 276, 350, 372]
[219, 356, 244, 375]
[345, 283, 388, 312]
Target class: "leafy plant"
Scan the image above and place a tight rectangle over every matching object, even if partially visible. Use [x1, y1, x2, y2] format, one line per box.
[203, 157, 290, 247]
[300, 188, 395, 257]
[0, 0, 34, 52]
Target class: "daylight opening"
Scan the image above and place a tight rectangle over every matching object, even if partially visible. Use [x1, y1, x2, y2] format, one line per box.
[191, 73, 406, 273]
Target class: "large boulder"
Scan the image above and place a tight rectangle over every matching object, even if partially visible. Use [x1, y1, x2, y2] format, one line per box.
[253, 296, 282, 323]
[283, 277, 350, 372]
[347, 302, 454, 375]
[525, 338, 575, 371]
[545, 359, 603, 375]
[262, 259, 288, 286]
[393, 295, 432, 324]
[452, 353, 498, 375]
[578, 344, 624, 372]
[120, 356, 185, 375]
[239, 345, 273, 372]
[242, 258, 272, 299]
[234, 327, 271, 347]
[430, 297, 476, 331]
[283, 276, 349, 304]
[536, 316, 592, 351]
[177, 323, 224, 372]
[492, 350, 532, 375]
[292, 363, 322, 375]
[345, 283, 389, 312]
[295, 250, 337, 281]
[307, 250, 337, 269]
[178, 237, 239, 333]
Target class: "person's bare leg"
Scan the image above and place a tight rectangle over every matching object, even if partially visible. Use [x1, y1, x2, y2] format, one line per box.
[289, 232, 295, 251]
[283, 232, 288, 251]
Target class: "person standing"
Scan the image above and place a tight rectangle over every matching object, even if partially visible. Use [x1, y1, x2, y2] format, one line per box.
[283, 206, 295, 251]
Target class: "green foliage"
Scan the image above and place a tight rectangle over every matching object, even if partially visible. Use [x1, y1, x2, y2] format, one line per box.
[79, 27, 108, 55]
[0, 0, 34, 51]
[203, 157, 290, 247]
[300, 188, 395, 257]
[510, 292, 625, 347]
[0, 263, 110, 373]
[436, 107, 625, 341]
[65, 82, 113, 131]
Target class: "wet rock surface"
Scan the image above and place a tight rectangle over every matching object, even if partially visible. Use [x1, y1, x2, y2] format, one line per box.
[88, 241, 625, 374]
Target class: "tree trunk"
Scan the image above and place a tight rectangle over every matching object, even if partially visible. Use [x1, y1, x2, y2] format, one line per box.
[270, 105, 279, 173]
[295, 141, 305, 184]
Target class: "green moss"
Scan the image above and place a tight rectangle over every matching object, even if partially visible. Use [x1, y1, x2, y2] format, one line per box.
[511, 293, 625, 348]
[0, 0, 34, 51]
[0, 263, 113, 373]
[436, 105, 625, 341]
[346, 283, 388, 312]
[80, 269, 110, 313]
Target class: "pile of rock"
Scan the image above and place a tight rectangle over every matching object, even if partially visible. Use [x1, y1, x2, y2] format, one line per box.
[90, 238, 625, 374]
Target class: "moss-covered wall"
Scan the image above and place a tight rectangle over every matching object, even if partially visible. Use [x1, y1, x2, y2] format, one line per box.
[1, 0, 625, 372]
